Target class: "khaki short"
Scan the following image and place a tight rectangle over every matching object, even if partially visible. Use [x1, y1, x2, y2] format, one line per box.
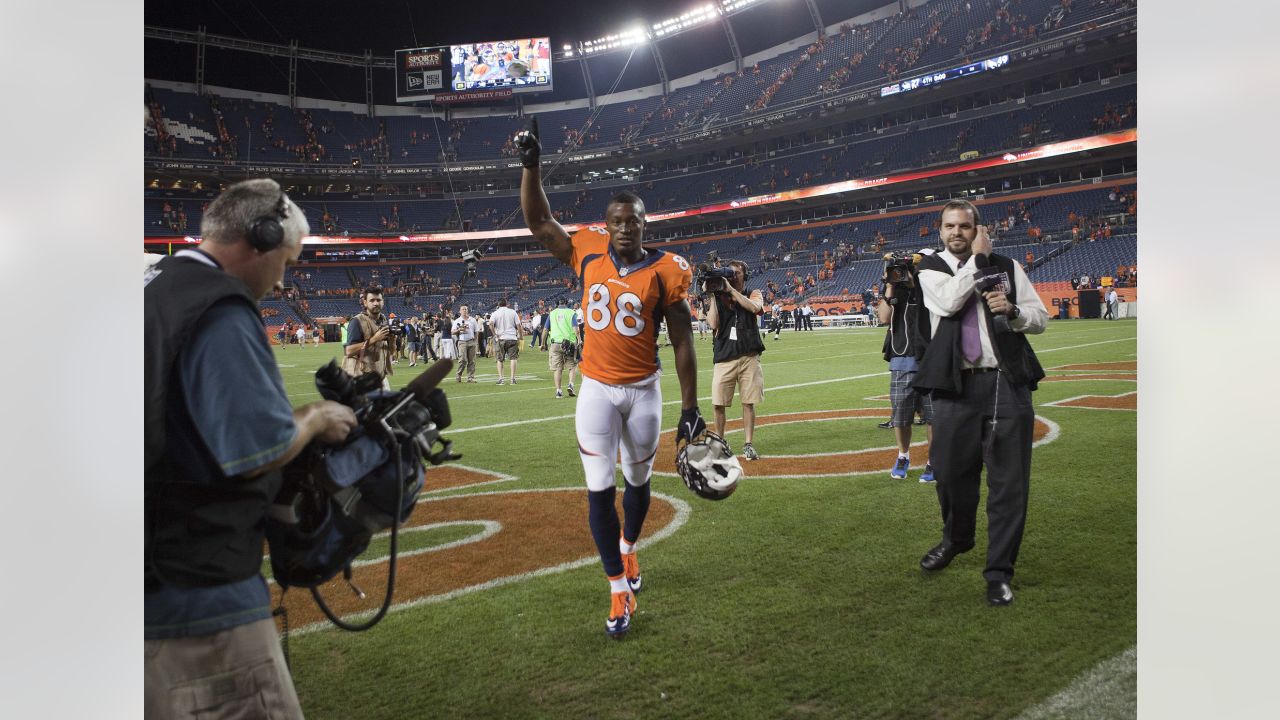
[711, 353, 764, 406]
[497, 339, 521, 361]
[144, 618, 303, 719]
[549, 341, 578, 371]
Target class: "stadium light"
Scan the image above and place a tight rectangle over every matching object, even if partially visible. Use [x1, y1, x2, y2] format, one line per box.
[576, 0, 770, 52]
[580, 26, 652, 55]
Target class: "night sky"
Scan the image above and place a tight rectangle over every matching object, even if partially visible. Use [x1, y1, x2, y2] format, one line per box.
[144, 0, 884, 104]
[145, 0, 717, 55]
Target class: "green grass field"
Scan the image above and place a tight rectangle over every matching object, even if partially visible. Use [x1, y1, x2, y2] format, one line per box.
[270, 319, 1137, 719]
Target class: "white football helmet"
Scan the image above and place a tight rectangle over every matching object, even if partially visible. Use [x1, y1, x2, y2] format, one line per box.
[676, 431, 742, 501]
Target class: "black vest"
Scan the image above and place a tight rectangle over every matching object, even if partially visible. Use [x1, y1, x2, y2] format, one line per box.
[712, 291, 766, 363]
[144, 255, 283, 589]
[911, 252, 1045, 396]
[880, 286, 931, 362]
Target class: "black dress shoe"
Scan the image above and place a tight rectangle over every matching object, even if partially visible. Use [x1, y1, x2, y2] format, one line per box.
[987, 580, 1014, 606]
[919, 541, 974, 571]
[878, 420, 893, 429]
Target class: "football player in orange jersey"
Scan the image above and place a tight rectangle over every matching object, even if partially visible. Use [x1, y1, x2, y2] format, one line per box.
[517, 118, 706, 639]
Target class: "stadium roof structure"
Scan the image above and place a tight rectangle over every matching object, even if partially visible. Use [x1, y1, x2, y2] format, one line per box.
[145, 0, 887, 106]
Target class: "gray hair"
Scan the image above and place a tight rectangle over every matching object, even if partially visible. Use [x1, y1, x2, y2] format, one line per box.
[200, 178, 309, 247]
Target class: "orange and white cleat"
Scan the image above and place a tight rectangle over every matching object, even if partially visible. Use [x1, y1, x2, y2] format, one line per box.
[605, 590, 636, 638]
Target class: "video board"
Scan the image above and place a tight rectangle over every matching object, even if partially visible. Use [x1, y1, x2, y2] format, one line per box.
[449, 38, 552, 92]
[395, 38, 552, 103]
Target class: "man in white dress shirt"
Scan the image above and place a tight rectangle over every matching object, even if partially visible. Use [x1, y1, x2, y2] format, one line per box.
[911, 199, 1048, 607]
[452, 305, 480, 383]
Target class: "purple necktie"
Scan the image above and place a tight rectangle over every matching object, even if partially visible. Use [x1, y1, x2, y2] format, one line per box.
[958, 259, 982, 363]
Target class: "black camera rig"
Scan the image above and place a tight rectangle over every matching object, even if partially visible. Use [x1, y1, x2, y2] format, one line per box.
[696, 264, 737, 295]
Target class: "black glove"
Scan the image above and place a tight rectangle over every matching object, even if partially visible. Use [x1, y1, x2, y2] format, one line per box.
[676, 407, 706, 444]
[515, 117, 541, 169]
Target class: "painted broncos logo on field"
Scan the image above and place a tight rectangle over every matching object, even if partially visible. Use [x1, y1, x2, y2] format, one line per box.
[269, 410, 1062, 634]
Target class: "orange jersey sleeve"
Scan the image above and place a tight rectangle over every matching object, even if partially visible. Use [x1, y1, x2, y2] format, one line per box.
[570, 229, 692, 385]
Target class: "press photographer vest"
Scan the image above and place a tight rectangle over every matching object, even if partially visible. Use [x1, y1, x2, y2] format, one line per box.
[911, 252, 1045, 396]
[343, 312, 393, 378]
[711, 291, 766, 364]
[144, 255, 283, 589]
[881, 286, 931, 362]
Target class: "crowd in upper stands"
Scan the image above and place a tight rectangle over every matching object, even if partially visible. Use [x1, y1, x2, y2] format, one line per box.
[147, 0, 1138, 333]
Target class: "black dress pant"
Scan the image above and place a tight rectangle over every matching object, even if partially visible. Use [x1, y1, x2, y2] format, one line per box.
[929, 369, 1034, 582]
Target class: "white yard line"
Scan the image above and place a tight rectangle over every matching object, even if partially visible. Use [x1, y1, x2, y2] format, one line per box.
[449, 371, 892, 433]
[1013, 646, 1135, 720]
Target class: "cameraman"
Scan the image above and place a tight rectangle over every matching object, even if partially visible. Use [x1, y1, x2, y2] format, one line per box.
[705, 260, 766, 460]
[145, 179, 357, 718]
[343, 286, 395, 389]
[875, 253, 935, 482]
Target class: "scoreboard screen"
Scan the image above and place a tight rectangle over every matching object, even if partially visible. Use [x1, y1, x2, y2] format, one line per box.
[880, 54, 1010, 98]
[449, 38, 552, 92]
[395, 38, 552, 103]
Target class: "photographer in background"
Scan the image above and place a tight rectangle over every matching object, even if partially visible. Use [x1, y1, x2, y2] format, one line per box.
[876, 251, 935, 483]
[343, 286, 395, 389]
[547, 296, 579, 398]
[705, 260, 766, 460]
[144, 178, 357, 718]
[421, 313, 439, 361]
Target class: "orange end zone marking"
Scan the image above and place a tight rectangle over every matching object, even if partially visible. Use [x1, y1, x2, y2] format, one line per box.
[272, 489, 679, 632]
[421, 464, 515, 494]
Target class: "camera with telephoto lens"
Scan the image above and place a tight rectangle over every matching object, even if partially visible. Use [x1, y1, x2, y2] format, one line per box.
[882, 251, 923, 287]
[386, 318, 405, 337]
[696, 264, 737, 294]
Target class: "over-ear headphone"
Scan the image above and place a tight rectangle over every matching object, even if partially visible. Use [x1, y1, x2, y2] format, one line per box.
[248, 192, 290, 253]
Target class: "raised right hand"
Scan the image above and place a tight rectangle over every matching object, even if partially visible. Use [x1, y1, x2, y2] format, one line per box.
[515, 117, 541, 169]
